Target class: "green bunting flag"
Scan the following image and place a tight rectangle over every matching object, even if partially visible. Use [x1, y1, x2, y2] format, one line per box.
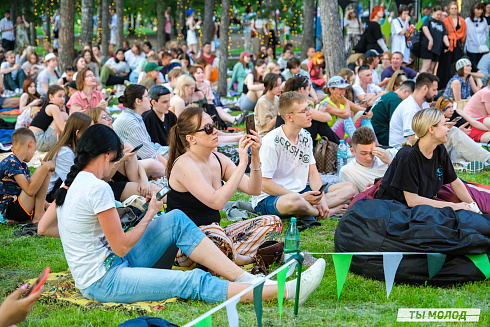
[381, 19, 391, 46]
[466, 254, 490, 279]
[332, 253, 353, 299]
[253, 281, 265, 327]
[194, 315, 212, 327]
[277, 265, 288, 319]
[427, 253, 446, 279]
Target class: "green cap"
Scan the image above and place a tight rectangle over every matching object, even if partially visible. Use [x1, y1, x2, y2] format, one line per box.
[144, 62, 164, 73]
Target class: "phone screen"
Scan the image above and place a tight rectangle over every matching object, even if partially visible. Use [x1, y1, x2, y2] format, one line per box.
[319, 183, 329, 194]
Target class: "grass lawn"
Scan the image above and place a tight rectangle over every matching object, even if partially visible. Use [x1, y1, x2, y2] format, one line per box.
[1, 164, 490, 326]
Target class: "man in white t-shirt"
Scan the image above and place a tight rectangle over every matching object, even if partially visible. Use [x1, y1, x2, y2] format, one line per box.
[352, 65, 384, 105]
[389, 72, 438, 146]
[339, 127, 397, 193]
[252, 91, 356, 229]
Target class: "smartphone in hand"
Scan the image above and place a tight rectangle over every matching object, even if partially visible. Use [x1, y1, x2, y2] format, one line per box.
[318, 183, 329, 194]
[245, 114, 255, 135]
[24, 267, 50, 298]
[131, 144, 144, 153]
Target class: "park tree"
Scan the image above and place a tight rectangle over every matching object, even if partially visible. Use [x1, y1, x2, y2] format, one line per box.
[460, 1, 472, 19]
[202, 0, 215, 44]
[217, 0, 231, 96]
[81, 0, 93, 46]
[116, 0, 124, 49]
[301, 0, 315, 60]
[100, 0, 110, 56]
[319, 0, 344, 79]
[157, 2, 165, 49]
[59, 0, 76, 71]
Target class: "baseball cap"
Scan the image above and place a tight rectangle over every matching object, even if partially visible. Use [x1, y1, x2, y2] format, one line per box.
[240, 51, 252, 59]
[45, 53, 57, 62]
[365, 49, 381, 58]
[144, 62, 164, 73]
[327, 76, 350, 89]
[186, 9, 194, 16]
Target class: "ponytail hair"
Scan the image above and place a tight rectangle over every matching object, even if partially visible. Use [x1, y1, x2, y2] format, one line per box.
[402, 108, 444, 147]
[55, 124, 123, 206]
[166, 106, 204, 179]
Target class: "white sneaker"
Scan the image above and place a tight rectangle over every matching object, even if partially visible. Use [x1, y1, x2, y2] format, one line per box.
[297, 258, 326, 306]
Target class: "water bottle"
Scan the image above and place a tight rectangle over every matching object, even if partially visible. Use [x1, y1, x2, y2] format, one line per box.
[284, 218, 300, 262]
[337, 140, 348, 174]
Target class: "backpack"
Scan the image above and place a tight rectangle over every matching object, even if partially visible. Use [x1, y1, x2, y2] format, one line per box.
[409, 29, 421, 57]
[314, 138, 338, 174]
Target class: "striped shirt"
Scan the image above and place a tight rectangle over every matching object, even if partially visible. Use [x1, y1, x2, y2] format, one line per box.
[113, 108, 169, 160]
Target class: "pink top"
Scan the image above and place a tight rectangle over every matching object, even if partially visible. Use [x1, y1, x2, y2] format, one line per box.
[307, 61, 325, 88]
[463, 87, 490, 118]
[165, 13, 171, 34]
[67, 90, 104, 112]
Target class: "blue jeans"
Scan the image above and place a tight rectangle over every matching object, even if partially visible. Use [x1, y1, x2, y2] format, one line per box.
[80, 210, 229, 303]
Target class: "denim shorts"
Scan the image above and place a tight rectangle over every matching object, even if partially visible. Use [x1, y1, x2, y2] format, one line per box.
[255, 184, 331, 217]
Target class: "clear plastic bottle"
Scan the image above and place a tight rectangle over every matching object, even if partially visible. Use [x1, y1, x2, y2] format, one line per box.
[337, 140, 348, 174]
[284, 218, 300, 261]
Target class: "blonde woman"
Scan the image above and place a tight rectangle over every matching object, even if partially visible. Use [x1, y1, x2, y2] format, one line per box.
[378, 108, 476, 211]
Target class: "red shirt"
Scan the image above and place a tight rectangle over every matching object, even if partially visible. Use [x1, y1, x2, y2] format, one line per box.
[201, 54, 216, 65]
[67, 90, 104, 112]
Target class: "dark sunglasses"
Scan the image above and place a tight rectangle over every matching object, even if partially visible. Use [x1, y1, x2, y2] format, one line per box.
[195, 123, 216, 135]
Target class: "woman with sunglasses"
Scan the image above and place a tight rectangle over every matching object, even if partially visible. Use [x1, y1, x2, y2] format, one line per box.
[443, 58, 480, 102]
[166, 106, 284, 269]
[275, 76, 338, 146]
[67, 67, 107, 114]
[38, 123, 325, 306]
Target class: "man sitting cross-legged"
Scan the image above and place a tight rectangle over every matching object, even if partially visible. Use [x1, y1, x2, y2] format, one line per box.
[339, 126, 397, 193]
[251, 91, 356, 229]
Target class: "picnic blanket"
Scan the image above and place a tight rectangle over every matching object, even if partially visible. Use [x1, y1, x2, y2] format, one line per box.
[0, 108, 20, 115]
[22, 271, 176, 314]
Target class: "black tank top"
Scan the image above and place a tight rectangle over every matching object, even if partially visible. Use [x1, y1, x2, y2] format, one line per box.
[166, 152, 223, 226]
[30, 102, 54, 131]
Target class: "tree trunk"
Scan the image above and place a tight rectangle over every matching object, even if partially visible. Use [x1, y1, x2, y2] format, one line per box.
[157, 2, 165, 49]
[178, 1, 186, 40]
[44, 3, 51, 44]
[202, 0, 215, 44]
[97, 3, 102, 43]
[460, 1, 472, 20]
[301, 0, 315, 60]
[116, 0, 124, 49]
[101, 0, 110, 57]
[59, 0, 76, 72]
[81, 0, 93, 47]
[217, 0, 230, 96]
[30, 23, 37, 46]
[319, 0, 344, 79]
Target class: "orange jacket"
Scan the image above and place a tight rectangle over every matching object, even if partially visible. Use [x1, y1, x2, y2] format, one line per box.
[443, 16, 466, 52]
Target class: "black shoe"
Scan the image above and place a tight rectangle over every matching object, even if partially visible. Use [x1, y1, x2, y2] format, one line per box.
[297, 216, 321, 231]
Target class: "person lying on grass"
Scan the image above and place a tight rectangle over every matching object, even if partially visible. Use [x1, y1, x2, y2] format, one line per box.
[0, 128, 55, 225]
[166, 106, 282, 268]
[38, 124, 326, 305]
[377, 108, 480, 212]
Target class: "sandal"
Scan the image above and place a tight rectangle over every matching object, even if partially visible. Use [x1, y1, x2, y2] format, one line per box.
[13, 223, 40, 237]
[233, 112, 247, 126]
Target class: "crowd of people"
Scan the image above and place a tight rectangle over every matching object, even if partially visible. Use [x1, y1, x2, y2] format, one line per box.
[2, 2, 490, 322]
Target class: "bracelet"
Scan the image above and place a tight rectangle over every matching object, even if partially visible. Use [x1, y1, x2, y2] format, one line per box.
[250, 163, 261, 171]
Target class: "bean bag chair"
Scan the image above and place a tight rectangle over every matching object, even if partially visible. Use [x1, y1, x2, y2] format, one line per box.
[335, 199, 490, 285]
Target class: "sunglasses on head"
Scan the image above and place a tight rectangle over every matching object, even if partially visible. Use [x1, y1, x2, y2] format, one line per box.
[195, 123, 216, 135]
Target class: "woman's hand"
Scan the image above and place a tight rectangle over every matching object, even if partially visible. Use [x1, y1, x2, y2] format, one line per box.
[247, 130, 262, 158]
[117, 148, 137, 164]
[458, 122, 471, 136]
[146, 192, 164, 218]
[451, 202, 468, 211]
[237, 134, 253, 169]
[0, 284, 42, 327]
[97, 99, 108, 108]
[138, 180, 152, 198]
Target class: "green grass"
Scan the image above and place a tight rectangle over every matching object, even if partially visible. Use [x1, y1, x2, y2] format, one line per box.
[1, 169, 490, 326]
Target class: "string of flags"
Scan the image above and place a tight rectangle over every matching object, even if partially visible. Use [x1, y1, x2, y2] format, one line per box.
[184, 252, 490, 327]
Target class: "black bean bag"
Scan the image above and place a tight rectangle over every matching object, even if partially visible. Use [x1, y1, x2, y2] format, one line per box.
[334, 199, 490, 285]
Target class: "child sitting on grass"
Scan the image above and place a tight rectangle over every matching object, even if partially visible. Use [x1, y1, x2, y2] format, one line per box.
[0, 128, 55, 225]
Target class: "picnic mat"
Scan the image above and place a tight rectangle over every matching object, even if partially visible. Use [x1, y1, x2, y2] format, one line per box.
[22, 271, 176, 314]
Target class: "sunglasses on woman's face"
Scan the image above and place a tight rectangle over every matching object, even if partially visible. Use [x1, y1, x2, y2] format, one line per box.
[195, 123, 216, 135]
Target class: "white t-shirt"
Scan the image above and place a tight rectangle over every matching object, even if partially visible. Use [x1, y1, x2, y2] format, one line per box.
[105, 57, 130, 75]
[251, 127, 315, 208]
[277, 56, 289, 70]
[339, 148, 398, 193]
[352, 82, 382, 103]
[36, 69, 60, 96]
[57, 171, 116, 290]
[48, 146, 75, 193]
[1, 61, 19, 80]
[389, 95, 430, 147]
[391, 18, 410, 63]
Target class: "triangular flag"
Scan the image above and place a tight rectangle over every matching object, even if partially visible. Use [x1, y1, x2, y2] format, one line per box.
[277, 265, 288, 319]
[194, 315, 212, 327]
[466, 254, 490, 279]
[415, 19, 423, 31]
[332, 253, 353, 299]
[381, 19, 391, 46]
[383, 253, 403, 299]
[286, 261, 297, 278]
[226, 296, 240, 327]
[427, 253, 446, 279]
[253, 280, 265, 327]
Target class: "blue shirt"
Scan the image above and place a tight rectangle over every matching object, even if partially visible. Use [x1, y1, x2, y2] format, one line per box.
[0, 154, 30, 216]
[443, 75, 472, 100]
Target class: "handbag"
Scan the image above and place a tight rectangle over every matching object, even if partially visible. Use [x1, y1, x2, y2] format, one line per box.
[479, 45, 490, 53]
[314, 138, 338, 174]
[251, 241, 284, 275]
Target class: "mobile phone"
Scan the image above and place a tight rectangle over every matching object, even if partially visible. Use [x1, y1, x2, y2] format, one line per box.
[156, 185, 171, 201]
[105, 95, 113, 102]
[450, 116, 461, 123]
[245, 114, 255, 134]
[131, 144, 143, 153]
[364, 106, 372, 114]
[318, 183, 329, 194]
[24, 267, 50, 298]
